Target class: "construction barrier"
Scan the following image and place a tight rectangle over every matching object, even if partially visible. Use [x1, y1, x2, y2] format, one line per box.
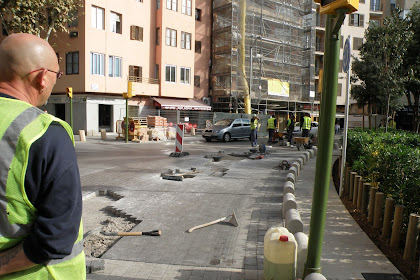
[175, 124, 184, 153]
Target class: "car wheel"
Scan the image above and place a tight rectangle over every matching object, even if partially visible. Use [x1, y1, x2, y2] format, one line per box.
[205, 138, 212, 142]
[223, 133, 231, 142]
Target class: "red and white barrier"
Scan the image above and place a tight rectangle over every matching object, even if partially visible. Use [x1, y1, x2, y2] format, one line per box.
[175, 124, 184, 153]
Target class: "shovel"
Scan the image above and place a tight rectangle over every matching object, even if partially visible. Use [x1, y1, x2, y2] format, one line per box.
[101, 230, 161, 236]
[187, 211, 238, 233]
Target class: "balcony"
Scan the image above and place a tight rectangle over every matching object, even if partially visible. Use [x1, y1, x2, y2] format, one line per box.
[128, 76, 159, 96]
[370, 2, 383, 16]
[315, 42, 324, 53]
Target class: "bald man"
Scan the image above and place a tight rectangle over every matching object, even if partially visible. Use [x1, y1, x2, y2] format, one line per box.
[0, 34, 85, 279]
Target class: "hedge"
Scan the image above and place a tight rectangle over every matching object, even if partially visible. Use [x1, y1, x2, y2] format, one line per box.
[346, 128, 420, 229]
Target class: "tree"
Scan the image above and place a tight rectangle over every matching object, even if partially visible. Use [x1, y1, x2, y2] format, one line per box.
[402, 3, 420, 132]
[351, 9, 410, 129]
[0, 0, 82, 42]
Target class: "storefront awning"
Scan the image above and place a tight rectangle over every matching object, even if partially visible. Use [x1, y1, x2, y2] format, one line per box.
[152, 97, 211, 111]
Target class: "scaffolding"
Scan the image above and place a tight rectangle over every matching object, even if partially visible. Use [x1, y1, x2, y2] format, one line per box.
[211, 0, 316, 113]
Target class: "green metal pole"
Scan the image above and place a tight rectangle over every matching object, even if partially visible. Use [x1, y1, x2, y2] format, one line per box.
[70, 96, 73, 132]
[125, 97, 129, 143]
[303, 12, 343, 278]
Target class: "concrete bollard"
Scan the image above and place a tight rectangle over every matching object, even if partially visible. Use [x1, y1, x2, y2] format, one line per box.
[283, 193, 298, 217]
[361, 183, 370, 215]
[190, 127, 196, 136]
[303, 151, 310, 162]
[390, 205, 405, 249]
[289, 166, 298, 178]
[79, 130, 86, 142]
[381, 198, 394, 239]
[298, 155, 306, 165]
[312, 147, 317, 156]
[403, 214, 420, 261]
[308, 149, 314, 158]
[305, 273, 327, 280]
[100, 129, 107, 140]
[285, 208, 303, 234]
[286, 173, 296, 184]
[294, 232, 308, 279]
[349, 172, 357, 200]
[368, 187, 378, 224]
[353, 175, 361, 206]
[296, 158, 304, 168]
[373, 192, 384, 229]
[283, 181, 295, 195]
[292, 162, 301, 175]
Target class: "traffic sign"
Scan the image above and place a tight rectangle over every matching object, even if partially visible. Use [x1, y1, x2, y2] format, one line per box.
[343, 37, 351, 73]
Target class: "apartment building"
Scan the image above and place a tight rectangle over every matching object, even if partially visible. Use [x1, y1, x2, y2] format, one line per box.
[315, 0, 382, 126]
[0, 0, 211, 134]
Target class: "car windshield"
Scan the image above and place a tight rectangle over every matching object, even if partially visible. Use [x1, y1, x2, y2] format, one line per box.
[215, 119, 233, 126]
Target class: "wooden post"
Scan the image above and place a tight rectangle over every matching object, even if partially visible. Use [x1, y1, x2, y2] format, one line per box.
[349, 172, 356, 200]
[403, 214, 420, 261]
[373, 192, 384, 229]
[344, 166, 350, 197]
[390, 205, 405, 249]
[357, 177, 363, 210]
[368, 187, 378, 224]
[361, 183, 370, 215]
[381, 198, 395, 239]
[353, 175, 361, 206]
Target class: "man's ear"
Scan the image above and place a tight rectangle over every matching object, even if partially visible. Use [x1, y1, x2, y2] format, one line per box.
[36, 69, 48, 90]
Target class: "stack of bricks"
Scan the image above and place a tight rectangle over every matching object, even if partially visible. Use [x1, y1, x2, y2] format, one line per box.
[147, 116, 167, 128]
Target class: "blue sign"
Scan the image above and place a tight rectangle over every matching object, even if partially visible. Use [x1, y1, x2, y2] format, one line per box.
[343, 37, 351, 73]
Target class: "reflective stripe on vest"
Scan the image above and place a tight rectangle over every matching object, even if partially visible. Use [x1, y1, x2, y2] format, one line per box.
[0, 98, 85, 279]
[267, 118, 275, 129]
[302, 117, 311, 130]
[287, 119, 291, 128]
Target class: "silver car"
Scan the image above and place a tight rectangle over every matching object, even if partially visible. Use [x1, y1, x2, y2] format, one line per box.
[202, 118, 251, 142]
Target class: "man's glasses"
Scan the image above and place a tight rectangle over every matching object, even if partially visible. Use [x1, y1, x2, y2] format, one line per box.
[29, 68, 63, 80]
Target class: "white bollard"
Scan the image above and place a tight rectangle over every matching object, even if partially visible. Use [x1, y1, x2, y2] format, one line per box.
[289, 166, 298, 178]
[283, 181, 295, 195]
[296, 157, 304, 167]
[308, 149, 314, 158]
[283, 193, 297, 217]
[285, 208, 303, 234]
[292, 162, 301, 176]
[286, 173, 295, 184]
[303, 151, 310, 162]
[79, 130, 86, 142]
[294, 232, 309, 279]
[298, 155, 307, 165]
[304, 273, 327, 280]
[100, 129, 107, 140]
[312, 147, 318, 156]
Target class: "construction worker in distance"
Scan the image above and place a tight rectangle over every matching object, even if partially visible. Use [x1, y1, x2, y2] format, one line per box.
[266, 115, 277, 144]
[302, 113, 312, 138]
[286, 114, 295, 146]
[250, 114, 260, 147]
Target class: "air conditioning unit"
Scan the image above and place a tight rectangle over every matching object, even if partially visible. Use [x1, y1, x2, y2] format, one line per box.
[202, 97, 211, 105]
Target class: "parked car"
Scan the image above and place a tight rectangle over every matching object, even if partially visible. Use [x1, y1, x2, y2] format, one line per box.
[202, 118, 251, 142]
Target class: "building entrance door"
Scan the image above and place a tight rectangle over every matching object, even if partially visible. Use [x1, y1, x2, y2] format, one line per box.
[99, 104, 113, 132]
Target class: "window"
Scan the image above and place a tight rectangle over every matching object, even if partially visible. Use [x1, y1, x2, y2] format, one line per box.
[165, 28, 176, 47]
[180, 67, 190, 84]
[130, 25, 143, 41]
[195, 41, 201, 53]
[66, 51, 79, 75]
[68, 10, 78, 27]
[110, 12, 122, 33]
[182, 0, 191, 15]
[91, 6, 104, 30]
[359, 0, 364, 3]
[165, 65, 176, 83]
[194, 75, 200, 87]
[167, 0, 177, 11]
[91, 52, 105, 75]
[337, 83, 342, 97]
[353, 37, 363, 50]
[109, 56, 122, 77]
[129, 65, 142, 79]
[181, 32, 191, 50]
[156, 28, 160, 45]
[349, 14, 364, 27]
[195, 9, 201, 21]
[157, 0, 160, 9]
